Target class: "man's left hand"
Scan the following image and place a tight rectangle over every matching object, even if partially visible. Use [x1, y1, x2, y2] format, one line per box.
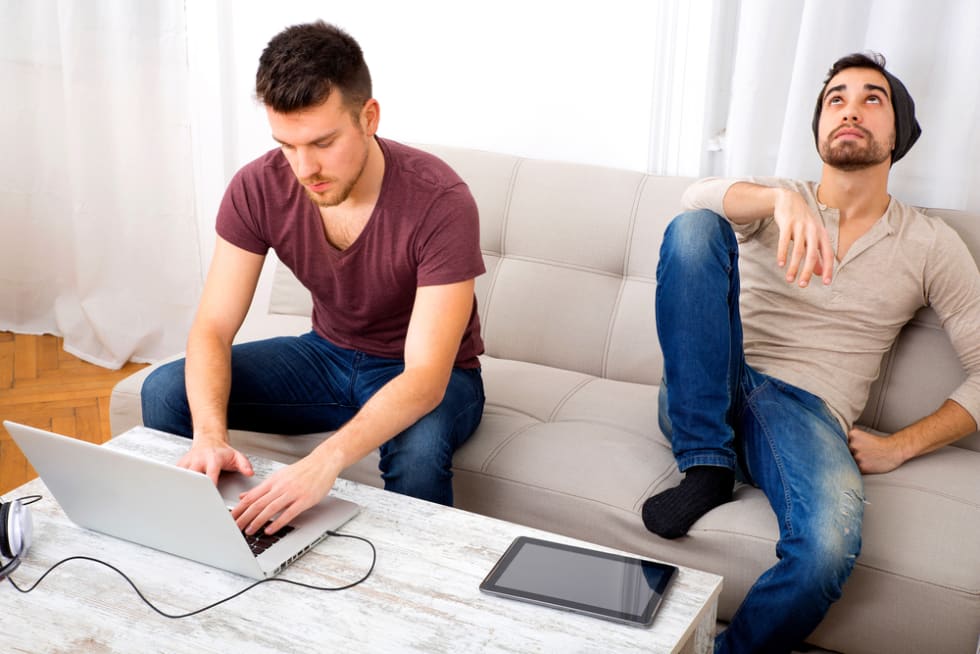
[848, 427, 905, 474]
[231, 453, 341, 535]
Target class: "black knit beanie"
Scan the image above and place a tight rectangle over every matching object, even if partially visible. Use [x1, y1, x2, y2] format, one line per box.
[812, 61, 922, 165]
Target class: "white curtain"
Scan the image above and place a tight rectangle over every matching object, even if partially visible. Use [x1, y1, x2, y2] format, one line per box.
[0, 0, 201, 368]
[9, 1, 975, 370]
[717, 0, 980, 211]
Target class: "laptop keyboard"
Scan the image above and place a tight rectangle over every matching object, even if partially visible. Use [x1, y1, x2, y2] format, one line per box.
[241, 522, 295, 556]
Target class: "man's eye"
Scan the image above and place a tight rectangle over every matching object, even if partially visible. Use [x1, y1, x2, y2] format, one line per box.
[315, 142, 333, 149]
[828, 96, 843, 105]
[867, 96, 881, 104]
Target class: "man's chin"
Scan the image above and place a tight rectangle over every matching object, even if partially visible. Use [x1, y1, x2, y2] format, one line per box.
[820, 147, 890, 172]
[826, 159, 890, 172]
[305, 188, 346, 207]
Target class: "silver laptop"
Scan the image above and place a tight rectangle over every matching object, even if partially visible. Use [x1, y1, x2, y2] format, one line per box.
[4, 421, 360, 579]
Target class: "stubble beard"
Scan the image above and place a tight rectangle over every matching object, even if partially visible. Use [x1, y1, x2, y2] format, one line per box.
[819, 126, 893, 171]
[303, 145, 371, 208]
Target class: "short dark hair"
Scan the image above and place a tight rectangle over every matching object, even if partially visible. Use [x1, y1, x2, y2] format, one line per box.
[255, 21, 372, 116]
[811, 51, 922, 164]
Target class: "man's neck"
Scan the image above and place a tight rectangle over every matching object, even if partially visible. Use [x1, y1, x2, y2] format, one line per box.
[816, 161, 891, 223]
[344, 136, 385, 210]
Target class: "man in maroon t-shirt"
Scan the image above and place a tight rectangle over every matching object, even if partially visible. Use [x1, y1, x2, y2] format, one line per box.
[141, 21, 486, 536]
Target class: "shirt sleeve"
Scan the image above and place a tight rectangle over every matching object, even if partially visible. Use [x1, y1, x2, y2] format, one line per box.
[680, 177, 737, 215]
[215, 168, 271, 255]
[414, 183, 485, 287]
[926, 223, 980, 427]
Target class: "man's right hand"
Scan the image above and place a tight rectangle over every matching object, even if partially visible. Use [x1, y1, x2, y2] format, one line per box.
[177, 437, 254, 486]
[771, 188, 835, 287]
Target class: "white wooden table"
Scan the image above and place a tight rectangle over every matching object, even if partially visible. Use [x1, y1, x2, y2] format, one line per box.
[1, 430, 721, 653]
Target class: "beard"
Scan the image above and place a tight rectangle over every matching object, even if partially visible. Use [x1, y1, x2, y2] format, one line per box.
[301, 147, 370, 208]
[303, 176, 357, 207]
[819, 126, 893, 171]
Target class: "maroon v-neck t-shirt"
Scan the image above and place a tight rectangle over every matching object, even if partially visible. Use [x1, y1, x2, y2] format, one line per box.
[215, 138, 485, 369]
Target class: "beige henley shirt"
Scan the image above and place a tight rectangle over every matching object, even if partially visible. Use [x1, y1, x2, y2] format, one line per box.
[682, 177, 980, 432]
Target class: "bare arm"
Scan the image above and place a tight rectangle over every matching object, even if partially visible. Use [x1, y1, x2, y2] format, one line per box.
[177, 236, 265, 482]
[723, 182, 835, 286]
[232, 278, 477, 534]
[849, 400, 977, 474]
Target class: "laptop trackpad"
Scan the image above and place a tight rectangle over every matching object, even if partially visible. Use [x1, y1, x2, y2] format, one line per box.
[217, 471, 262, 506]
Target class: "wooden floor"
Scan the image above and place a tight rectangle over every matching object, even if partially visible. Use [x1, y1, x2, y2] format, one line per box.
[0, 332, 149, 495]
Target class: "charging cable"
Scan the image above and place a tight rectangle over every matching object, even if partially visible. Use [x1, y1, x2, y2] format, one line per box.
[5, 525, 376, 618]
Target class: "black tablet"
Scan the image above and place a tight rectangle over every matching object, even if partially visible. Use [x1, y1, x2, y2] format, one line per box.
[479, 536, 678, 627]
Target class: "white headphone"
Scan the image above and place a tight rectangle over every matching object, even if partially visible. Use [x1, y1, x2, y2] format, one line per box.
[0, 497, 32, 580]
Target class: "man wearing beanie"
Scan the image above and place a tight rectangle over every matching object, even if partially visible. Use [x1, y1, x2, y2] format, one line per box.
[643, 52, 980, 653]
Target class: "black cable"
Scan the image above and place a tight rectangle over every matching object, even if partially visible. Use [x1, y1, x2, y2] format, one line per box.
[5, 530, 376, 619]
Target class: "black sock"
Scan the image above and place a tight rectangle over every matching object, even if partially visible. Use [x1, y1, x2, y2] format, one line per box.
[642, 466, 734, 539]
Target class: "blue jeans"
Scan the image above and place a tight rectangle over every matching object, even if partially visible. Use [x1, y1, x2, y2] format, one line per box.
[655, 211, 864, 654]
[141, 331, 485, 506]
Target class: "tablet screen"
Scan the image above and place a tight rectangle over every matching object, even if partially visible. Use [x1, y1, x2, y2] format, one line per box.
[480, 536, 677, 627]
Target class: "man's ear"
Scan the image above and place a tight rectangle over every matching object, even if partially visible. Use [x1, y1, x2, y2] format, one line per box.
[359, 99, 380, 136]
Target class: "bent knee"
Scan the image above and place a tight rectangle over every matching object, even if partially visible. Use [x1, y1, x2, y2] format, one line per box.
[140, 361, 191, 434]
[665, 209, 731, 243]
[661, 210, 738, 265]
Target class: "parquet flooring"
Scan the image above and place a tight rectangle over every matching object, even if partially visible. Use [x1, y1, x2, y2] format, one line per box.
[0, 332, 148, 495]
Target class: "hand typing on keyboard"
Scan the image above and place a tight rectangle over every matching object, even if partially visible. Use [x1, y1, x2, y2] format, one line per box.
[242, 522, 295, 555]
[231, 449, 342, 536]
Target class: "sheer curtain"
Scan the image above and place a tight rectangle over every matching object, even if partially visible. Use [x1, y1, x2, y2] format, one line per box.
[715, 0, 980, 211]
[0, 0, 201, 368]
[12, 2, 970, 369]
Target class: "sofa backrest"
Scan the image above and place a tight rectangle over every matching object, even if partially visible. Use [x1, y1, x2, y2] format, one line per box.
[267, 144, 980, 452]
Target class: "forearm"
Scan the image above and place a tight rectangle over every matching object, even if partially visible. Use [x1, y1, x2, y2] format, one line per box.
[722, 182, 790, 225]
[891, 399, 977, 462]
[184, 325, 234, 443]
[849, 400, 977, 474]
[308, 366, 449, 473]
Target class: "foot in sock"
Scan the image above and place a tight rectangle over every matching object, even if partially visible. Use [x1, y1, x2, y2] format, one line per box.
[642, 466, 734, 539]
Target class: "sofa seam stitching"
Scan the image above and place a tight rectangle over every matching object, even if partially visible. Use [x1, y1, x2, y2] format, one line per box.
[547, 377, 598, 422]
[457, 469, 646, 515]
[478, 420, 538, 473]
[541, 415, 666, 442]
[480, 157, 523, 353]
[600, 175, 648, 379]
[864, 479, 980, 507]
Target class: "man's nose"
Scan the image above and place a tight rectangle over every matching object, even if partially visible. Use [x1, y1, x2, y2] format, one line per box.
[842, 104, 862, 123]
[296, 148, 320, 179]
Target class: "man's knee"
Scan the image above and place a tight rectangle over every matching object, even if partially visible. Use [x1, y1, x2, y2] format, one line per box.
[658, 210, 740, 284]
[379, 413, 457, 504]
[788, 497, 864, 603]
[664, 209, 733, 249]
[140, 359, 192, 436]
[383, 412, 455, 467]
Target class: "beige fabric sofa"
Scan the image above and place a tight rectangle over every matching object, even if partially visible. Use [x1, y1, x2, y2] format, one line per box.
[111, 145, 980, 654]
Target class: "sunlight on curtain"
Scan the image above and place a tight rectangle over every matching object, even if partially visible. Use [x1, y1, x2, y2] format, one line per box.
[719, 0, 980, 211]
[0, 0, 202, 368]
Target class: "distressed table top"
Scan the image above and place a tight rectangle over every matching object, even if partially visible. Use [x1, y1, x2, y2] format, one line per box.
[2, 429, 721, 653]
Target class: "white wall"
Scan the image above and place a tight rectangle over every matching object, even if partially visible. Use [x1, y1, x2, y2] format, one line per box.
[219, 1, 709, 175]
[186, 0, 716, 312]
